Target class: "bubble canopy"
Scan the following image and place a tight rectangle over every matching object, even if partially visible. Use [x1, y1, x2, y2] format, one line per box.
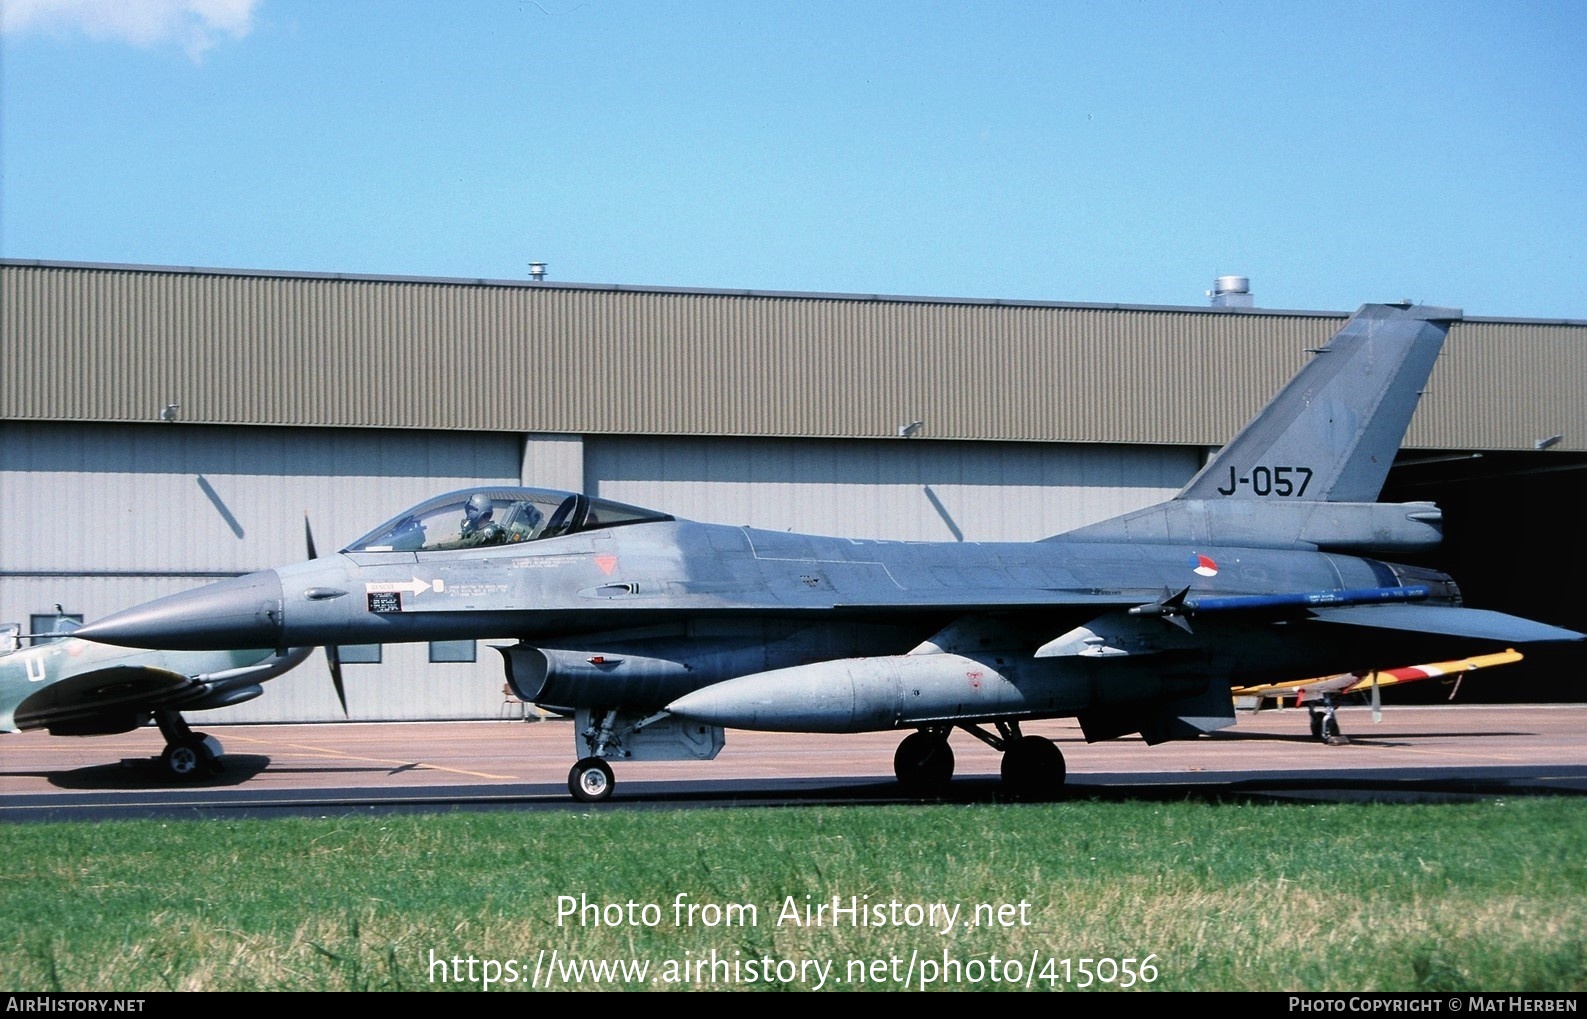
[342, 487, 674, 553]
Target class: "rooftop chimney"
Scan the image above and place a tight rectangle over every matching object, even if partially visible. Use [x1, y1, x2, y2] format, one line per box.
[1207, 275, 1253, 308]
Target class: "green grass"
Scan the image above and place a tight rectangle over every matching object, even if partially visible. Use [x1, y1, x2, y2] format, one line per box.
[3, 798, 1585, 991]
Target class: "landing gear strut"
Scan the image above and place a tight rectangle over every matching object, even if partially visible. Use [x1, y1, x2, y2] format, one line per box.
[154, 711, 222, 781]
[968, 720, 1065, 800]
[1307, 699, 1344, 744]
[892, 721, 1067, 800]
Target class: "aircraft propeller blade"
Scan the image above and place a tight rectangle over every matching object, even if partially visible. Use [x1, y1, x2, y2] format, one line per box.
[305, 514, 349, 718]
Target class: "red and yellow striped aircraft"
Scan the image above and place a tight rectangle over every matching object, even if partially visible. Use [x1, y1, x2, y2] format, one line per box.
[1231, 649, 1524, 742]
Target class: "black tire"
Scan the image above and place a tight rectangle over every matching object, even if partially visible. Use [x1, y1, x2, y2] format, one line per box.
[161, 735, 215, 781]
[893, 730, 955, 794]
[568, 757, 615, 802]
[1310, 714, 1325, 741]
[1000, 735, 1066, 800]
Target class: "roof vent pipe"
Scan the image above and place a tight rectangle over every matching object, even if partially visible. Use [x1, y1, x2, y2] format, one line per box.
[1208, 275, 1253, 308]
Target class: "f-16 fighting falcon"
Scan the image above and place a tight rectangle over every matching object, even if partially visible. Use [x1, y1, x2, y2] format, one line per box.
[77, 303, 1584, 801]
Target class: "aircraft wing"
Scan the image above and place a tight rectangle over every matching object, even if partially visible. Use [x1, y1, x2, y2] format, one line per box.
[8, 664, 202, 732]
[1128, 584, 1581, 644]
[1339, 649, 1526, 694]
[1307, 604, 1583, 644]
[830, 590, 1152, 612]
[1231, 649, 1525, 701]
[1230, 673, 1358, 699]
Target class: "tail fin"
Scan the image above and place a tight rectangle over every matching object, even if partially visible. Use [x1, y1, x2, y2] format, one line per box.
[1060, 303, 1460, 551]
[1179, 303, 1460, 503]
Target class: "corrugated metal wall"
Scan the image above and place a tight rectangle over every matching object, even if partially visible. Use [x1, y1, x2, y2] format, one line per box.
[0, 421, 525, 722]
[588, 435, 1198, 542]
[1404, 321, 1587, 451]
[8, 260, 1580, 451]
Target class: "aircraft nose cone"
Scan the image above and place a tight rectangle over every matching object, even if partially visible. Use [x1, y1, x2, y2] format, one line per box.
[75, 570, 286, 650]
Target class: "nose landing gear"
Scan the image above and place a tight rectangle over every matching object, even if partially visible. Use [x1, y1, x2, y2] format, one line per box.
[568, 757, 615, 802]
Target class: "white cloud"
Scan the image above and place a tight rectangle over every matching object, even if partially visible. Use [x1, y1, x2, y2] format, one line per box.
[1, 0, 261, 60]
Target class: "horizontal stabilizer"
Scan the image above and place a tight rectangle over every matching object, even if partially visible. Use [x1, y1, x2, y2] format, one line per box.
[1311, 605, 1584, 644]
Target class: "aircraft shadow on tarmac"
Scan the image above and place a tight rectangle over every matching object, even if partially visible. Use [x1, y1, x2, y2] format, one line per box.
[1205, 728, 1531, 744]
[618, 772, 1587, 808]
[28, 757, 476, 792]
[34, 754, 274, 790]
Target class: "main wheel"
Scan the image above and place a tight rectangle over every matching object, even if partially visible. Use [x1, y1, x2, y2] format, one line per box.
[893, 730, 955, 794]
[568, 757, 615, 802]
[1309, 713, 1325, 741]
[1000, 735, 1066, 800]
[1322, 716, 1341, 741]
[161, 734, 218, 781]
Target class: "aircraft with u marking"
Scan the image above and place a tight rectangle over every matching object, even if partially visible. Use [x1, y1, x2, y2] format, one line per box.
[0, 621, 310, 780]
[3, 524, 336, 780]
[78, 303, 1584, 801]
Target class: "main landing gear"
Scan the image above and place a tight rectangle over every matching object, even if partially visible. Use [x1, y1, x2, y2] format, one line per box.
[155, 711, 223, 781]
[892, 721, 1067, 800]
[893, 728, 956, 794]
[1307, 698, 1345, 744]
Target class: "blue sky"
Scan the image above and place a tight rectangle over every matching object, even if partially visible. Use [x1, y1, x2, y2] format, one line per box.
[3, 0, 1584, 318]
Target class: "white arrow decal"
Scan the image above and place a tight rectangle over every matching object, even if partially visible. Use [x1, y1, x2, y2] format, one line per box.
[365, 577, 445, 597]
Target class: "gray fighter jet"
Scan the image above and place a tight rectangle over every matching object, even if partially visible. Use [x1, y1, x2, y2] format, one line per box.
[78, 303, 1583, 801]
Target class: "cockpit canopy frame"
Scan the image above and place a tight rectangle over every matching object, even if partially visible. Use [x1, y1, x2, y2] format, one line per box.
[343, 487, 673, 553]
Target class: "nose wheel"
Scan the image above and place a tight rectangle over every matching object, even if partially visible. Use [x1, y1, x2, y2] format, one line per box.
[568, 757, 615, 802]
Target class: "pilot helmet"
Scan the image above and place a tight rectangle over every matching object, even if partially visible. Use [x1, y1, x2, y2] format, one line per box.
[463, 492, 494, 525]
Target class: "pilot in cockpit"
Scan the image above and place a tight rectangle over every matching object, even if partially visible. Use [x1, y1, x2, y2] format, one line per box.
[456, 493, 545, 547]
[458, 492, 505, 547]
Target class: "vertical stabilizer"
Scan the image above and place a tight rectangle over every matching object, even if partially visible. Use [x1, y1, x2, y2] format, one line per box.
[1178, 303, 1459, 504]
[1058, 303, 1461, 550]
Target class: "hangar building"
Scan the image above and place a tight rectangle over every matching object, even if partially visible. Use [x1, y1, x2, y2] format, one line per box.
[3, 260, 1583, 721]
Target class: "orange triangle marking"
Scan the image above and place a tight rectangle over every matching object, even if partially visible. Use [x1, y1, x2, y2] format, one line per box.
[594, 555, 618, 575]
